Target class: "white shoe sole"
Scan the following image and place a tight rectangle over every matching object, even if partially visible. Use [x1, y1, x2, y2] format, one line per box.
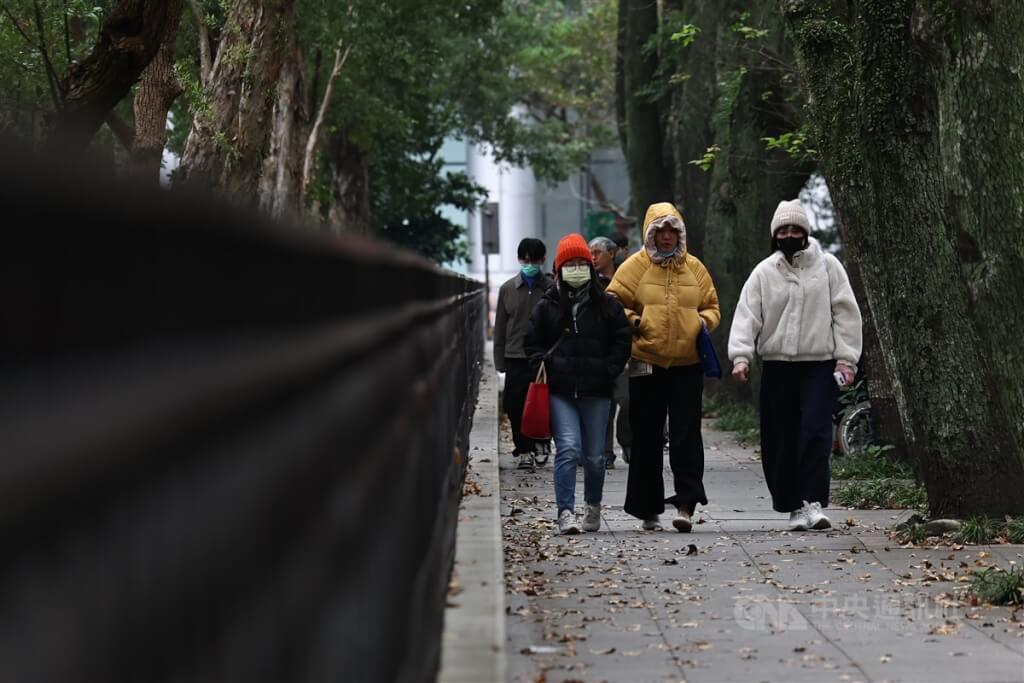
[810, 516, 832, 530]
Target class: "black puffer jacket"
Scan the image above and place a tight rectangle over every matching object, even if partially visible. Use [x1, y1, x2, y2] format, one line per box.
[525, 284, 631, 399]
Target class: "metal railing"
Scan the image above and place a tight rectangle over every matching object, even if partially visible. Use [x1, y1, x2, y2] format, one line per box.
[0, 146, 484, 683]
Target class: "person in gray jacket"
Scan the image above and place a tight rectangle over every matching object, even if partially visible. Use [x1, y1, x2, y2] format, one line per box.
[495, 238, 552, 469]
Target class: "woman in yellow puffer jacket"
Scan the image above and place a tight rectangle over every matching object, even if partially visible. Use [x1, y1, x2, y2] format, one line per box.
[606, 202, 720, 532]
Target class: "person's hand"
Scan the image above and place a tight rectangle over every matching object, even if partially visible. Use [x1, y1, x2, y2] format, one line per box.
[835, 362, 855, 386]
[732, 362, 749, 383]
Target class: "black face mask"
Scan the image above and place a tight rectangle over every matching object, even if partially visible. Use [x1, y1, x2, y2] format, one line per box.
[777, 236, 807, 257]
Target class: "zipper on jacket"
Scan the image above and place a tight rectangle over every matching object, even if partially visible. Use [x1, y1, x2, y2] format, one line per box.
[573, 309, 579, 397]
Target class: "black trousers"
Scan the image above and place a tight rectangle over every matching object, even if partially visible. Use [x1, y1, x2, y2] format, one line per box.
[760, 360, 836, 513]
[624, 364, 707, 519]
[503, 358, 538, 454]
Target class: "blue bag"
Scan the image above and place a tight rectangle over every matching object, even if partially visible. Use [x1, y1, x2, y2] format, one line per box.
[697, 325, 722, 379]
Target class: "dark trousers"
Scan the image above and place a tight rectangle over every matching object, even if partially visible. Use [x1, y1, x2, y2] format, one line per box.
[503, 358, 538, 454]
[602, 372, 633, 463]
[624, 364, 707, 519]
[760, 360, 836, 513]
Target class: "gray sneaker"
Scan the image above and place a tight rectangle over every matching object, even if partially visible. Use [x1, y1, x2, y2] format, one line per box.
[558, 509, 581, 535]
[641, 516, 662, 531]
[516, 452, 536, 470]
[789, 502, 811, 531]
[582, 504, 601, 531]
[672, 506, 692, 533]
[806, 501, 832, 530]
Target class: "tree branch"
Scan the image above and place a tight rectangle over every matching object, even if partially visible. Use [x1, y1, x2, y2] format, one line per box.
[187, 0, 211, 85]
[32, 0, 65, 107]
[48, 0, 179, 154]
[302, 42, 351, 196]
[0, 2, 62, 109]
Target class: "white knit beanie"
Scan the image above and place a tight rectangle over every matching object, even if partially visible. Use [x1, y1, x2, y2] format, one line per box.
[770, 199, 810, 236]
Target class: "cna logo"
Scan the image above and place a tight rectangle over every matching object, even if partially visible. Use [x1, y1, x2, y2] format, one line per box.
[733, 596, 810, 631]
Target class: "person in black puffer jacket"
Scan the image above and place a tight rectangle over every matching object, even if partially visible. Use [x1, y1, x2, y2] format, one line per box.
[525, 234, 631, 535]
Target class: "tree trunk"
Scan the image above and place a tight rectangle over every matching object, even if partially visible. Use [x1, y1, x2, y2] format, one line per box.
[178, 0, 297, 204]
[130, 0, 183, 182]
[48, 0, 180, 154]
[324, 131, 371, 235]
[257, 41, 307, 221]
[701, 63, 811, 404]
[620, 0, 673, 217]
[614, 0, 629, 159]
[782, 0, 1024, 516]
[663, 0, 724, 257]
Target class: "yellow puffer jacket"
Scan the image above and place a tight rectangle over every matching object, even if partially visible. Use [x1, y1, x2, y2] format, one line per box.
[606, 203, 721, 368]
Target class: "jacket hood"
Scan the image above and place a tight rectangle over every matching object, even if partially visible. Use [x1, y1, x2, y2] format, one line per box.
[643, 202, 687, 263]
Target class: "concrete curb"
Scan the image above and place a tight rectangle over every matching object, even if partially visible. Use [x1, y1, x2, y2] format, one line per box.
[439, 352, 506, 683]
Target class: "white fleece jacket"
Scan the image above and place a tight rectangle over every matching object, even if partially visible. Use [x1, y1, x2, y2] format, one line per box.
[728, 238, 862, 370]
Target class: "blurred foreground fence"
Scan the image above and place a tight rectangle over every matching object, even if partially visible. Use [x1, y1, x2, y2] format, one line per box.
[0, 148, 484, 682]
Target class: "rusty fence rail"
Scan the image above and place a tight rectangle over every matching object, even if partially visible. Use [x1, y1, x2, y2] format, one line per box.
[0, 147, 484, 683]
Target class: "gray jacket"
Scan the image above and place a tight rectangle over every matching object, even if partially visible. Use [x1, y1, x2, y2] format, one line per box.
[494, 272, 551, 371]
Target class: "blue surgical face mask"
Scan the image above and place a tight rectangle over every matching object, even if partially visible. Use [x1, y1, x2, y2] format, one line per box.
[520, 263, 541, 277]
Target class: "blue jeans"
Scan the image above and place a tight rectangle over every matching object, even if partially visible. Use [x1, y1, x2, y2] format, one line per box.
[550, 394, 611, 514]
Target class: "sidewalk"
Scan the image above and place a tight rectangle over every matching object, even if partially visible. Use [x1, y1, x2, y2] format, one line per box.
[502, 417, 1024, 683]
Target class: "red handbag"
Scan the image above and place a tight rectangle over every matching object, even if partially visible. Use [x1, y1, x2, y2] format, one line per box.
[520, 333, 567, 440]
[520, 363, 551, 439]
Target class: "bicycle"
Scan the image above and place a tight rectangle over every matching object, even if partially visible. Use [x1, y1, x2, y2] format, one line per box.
[834, 379, 873, 458]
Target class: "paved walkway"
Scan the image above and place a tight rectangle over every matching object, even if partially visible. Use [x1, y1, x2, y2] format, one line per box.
[501, 416, 1024, 683]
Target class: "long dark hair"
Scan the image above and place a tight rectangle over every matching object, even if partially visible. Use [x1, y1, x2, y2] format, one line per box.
[556, 263, 613, 328]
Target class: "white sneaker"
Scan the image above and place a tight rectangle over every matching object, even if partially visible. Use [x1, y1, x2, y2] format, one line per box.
[641, 516, 662, 531]
[582, 504, 601, 532]
[806, 501, 832, 530]
[558, 509, 581, 535]
[789, 503, 810, 531]
[672, 506, 693, 533]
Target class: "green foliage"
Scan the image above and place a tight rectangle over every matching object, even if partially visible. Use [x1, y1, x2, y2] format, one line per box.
[1006, 517, 1024, 544]
[762, 126, 817, 160]
[968, 566, 1024, 605]
[729, 11, 768, 40]
[371, 155, 484, 265]
[1, 1, 620, 263]
[670, 23, 700, 48]
[831, 445, 909, 480]
[688, 144, 720, 172]
[957, 517, 1001, 545]
[703, 397, 759, 446]
[899, 524, 931, 545]
[833, 478, 928, 510]
[0, 0, 108, 137]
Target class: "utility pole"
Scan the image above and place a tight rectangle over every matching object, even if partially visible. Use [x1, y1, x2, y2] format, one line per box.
[481, 202, 500, 339]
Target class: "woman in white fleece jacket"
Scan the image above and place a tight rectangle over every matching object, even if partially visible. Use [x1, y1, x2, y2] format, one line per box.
[728, 199, 862, 532]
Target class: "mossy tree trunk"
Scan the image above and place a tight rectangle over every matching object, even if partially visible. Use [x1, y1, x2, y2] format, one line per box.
[620, 0, 673, 219]
[662, 0, 728, 257]
[782, 0, 1024, 516]
[178, 0, 297, 204]
[659, 2, 809, 401]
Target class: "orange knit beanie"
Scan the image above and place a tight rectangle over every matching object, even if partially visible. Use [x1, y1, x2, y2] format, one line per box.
[554, 233, 593, 272]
